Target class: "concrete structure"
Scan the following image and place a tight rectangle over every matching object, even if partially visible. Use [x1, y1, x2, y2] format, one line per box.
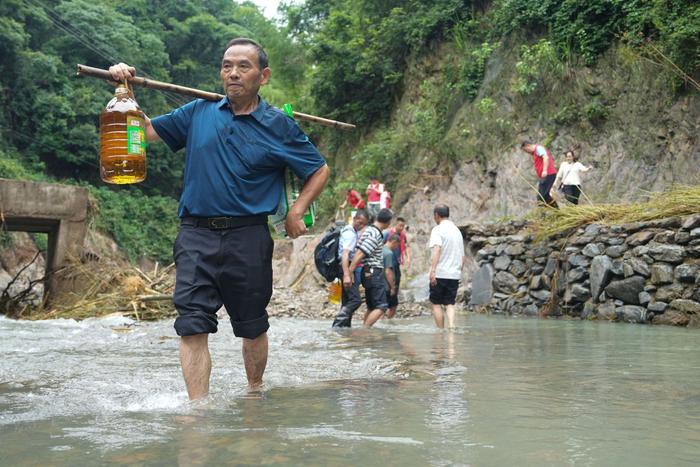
[0, 178, 89, 299]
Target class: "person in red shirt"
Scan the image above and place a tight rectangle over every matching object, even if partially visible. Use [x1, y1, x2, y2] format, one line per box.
[521, 141, 558, 207]
[366, 177, 384, 219]
[339, 189, 365, 221]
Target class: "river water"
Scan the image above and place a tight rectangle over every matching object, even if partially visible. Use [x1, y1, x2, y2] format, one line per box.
[1, 314, 699, 466]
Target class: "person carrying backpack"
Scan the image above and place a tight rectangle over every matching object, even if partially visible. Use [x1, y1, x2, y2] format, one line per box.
[331, 209, 369, 327]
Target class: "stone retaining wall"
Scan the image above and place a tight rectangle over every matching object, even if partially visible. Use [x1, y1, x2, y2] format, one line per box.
[464, 214, 700, 327]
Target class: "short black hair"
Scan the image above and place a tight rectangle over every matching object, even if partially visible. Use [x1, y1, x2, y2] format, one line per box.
[396, 217, 406, 223]
[387, 233, 401, 243]
[521, 141, 533, 149]
[354, 209, 368, 220]
[224, 37, 269, 69]
[433, 204, 449, 218]
[377, 208, 393, 223]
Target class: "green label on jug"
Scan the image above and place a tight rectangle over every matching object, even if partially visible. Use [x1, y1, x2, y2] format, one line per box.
[126, 117, 146, 155]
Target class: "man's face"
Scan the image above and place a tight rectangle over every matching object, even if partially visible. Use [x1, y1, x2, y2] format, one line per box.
[388, 239, 400, 251]
[353, 215, 368, 231]
[521, 144, 534, 154]
[394, 220, 405, 232]
[220, 44, 270, 102]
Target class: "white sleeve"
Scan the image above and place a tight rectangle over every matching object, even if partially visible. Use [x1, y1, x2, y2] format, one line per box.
[429, 227, 441, 249]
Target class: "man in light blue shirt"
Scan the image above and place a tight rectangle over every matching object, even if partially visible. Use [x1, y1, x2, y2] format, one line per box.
[332, 209, 368, 328]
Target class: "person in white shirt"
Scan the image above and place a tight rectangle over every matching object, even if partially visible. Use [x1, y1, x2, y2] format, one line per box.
[428, 204, 465, 329]
[552, 150, 594, 205]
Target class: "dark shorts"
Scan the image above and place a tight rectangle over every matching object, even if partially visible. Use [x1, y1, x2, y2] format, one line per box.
[362, 266, 389, 311]
[173, 222, 273, 339]
[430, 278, 459, 305]
[538, 174, 557, 206]
[562, 184, 581, 204]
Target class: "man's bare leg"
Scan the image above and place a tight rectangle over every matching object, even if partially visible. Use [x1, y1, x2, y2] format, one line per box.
[431, 304, 445, 329]
[445, 304, 457, 329]
[386, 307, 397, 319]
[242, 332, 268, 391]
[364, 308, 384, 328]
[180, 334, 211, 400]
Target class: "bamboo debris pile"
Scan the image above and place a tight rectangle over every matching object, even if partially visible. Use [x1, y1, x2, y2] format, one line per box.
[530, 185, 700, 240]
[33, 259, 176, 321]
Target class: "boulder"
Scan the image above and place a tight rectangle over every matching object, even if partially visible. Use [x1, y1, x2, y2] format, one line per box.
[650, 263, 674, 284]
[590, 255, 614, 302]
[626, 230, 656, 246]
[605, 245, 628, 258]
[581, 301, 597, 320]
[469, 264, 494, 305]
[508, 259, 528, 276]
[647, 301, 668, 313]
[675, 264, 698, 283]
[605, 276, 646, 305]
[529, 274, 544, 290]
[652, 309, 689, 326]
[543, 256, 559, 276]
[669, 299, 700, 314]
[494, 255, 511, 271]
[682, 214, 700, 230]
[616, 305, 646, 323]
[653, 230, 676, 243]
[625, 258, 650, 277]
[530, 289, 552, 302]
[638, 291, 652, 306]
[582, 243, 604, 257]
[598, 301, 617, 320]
[493, 271, 519, 293]
[655, 283, 685, 302]
[565, 284, 591, 304]
[648, 243, 686, 264]
[567, 267, 587, 283]
[504, 243, 525, 256]
[611, 259, 625, 276]
[568, 255, 590, 268]
[692, 228, 700, 239]
[584, 224, 602, 236]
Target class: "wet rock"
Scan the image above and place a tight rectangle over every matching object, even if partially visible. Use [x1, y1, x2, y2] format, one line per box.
[650, 263, 674, 284]
[469, 264, 494, 305]
[647, 301, 668, 313]
[626, 230, 657, 246]
[652, 309, 689, 326]
[508, 259, 528, 276]
[605, 245, 628, 258]
[524, 304, 539, 316]
[669, 299, 700, 314]
[675, 264, 698, 283]
[568, 255, 590, 268]
[616, 305, 646, 323]
[655, 283, 685, 302]
[493, 271, 519, 293]
[590, 255, 614, 302]
[682, 214, 700, 230]
[494, 255, 511, 271]
[605, 276, 646, 304]
[582, 243, 604, 257]
[648, 243, 686, 264]
[581, 301, 597, 320]
[598, 301, 617, 320]
[691, 228, 700, 238]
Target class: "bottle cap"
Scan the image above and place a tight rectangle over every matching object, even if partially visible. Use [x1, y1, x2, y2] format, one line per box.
[283, 103, 294, 119]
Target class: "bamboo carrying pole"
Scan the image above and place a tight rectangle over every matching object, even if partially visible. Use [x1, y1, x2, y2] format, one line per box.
[76, 64, 356, 130]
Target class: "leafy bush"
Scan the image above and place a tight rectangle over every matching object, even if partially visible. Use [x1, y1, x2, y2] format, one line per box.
[512, 39, 562, 96]
[583, 99, 610, 124]
[457, 42, 497, 100]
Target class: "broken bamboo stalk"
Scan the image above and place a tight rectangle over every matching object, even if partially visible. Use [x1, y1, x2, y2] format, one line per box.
[76, 64, 356, 130]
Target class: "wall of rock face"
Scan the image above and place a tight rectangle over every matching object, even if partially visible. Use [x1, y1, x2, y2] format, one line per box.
[464, 214, 700, 327]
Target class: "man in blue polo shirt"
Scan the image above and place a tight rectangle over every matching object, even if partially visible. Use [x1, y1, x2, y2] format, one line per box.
[109, 38, 329, 400]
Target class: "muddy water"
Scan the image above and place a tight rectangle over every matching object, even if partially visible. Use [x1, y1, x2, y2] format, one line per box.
[1, 315, 699, 466]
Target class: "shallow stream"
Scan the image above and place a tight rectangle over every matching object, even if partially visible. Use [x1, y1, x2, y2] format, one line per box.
[1, 314, 699, 466]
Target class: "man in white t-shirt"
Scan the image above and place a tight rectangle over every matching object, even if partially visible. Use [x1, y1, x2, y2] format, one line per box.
[428, 204, 465, 329]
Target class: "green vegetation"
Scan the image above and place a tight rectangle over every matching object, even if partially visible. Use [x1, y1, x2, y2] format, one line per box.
[1, 0, 699, 263]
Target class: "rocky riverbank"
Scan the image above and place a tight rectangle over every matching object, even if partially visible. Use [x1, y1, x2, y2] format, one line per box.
[464, 214, 700, 327]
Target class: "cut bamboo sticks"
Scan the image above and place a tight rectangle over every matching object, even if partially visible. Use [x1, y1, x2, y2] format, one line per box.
[76, 64, 356, 130]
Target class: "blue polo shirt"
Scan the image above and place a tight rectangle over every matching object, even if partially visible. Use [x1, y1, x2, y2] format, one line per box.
[151, 96, 326, 217]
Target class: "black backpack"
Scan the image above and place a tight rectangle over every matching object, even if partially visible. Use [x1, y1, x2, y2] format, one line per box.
[314, 226, 343, 282]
